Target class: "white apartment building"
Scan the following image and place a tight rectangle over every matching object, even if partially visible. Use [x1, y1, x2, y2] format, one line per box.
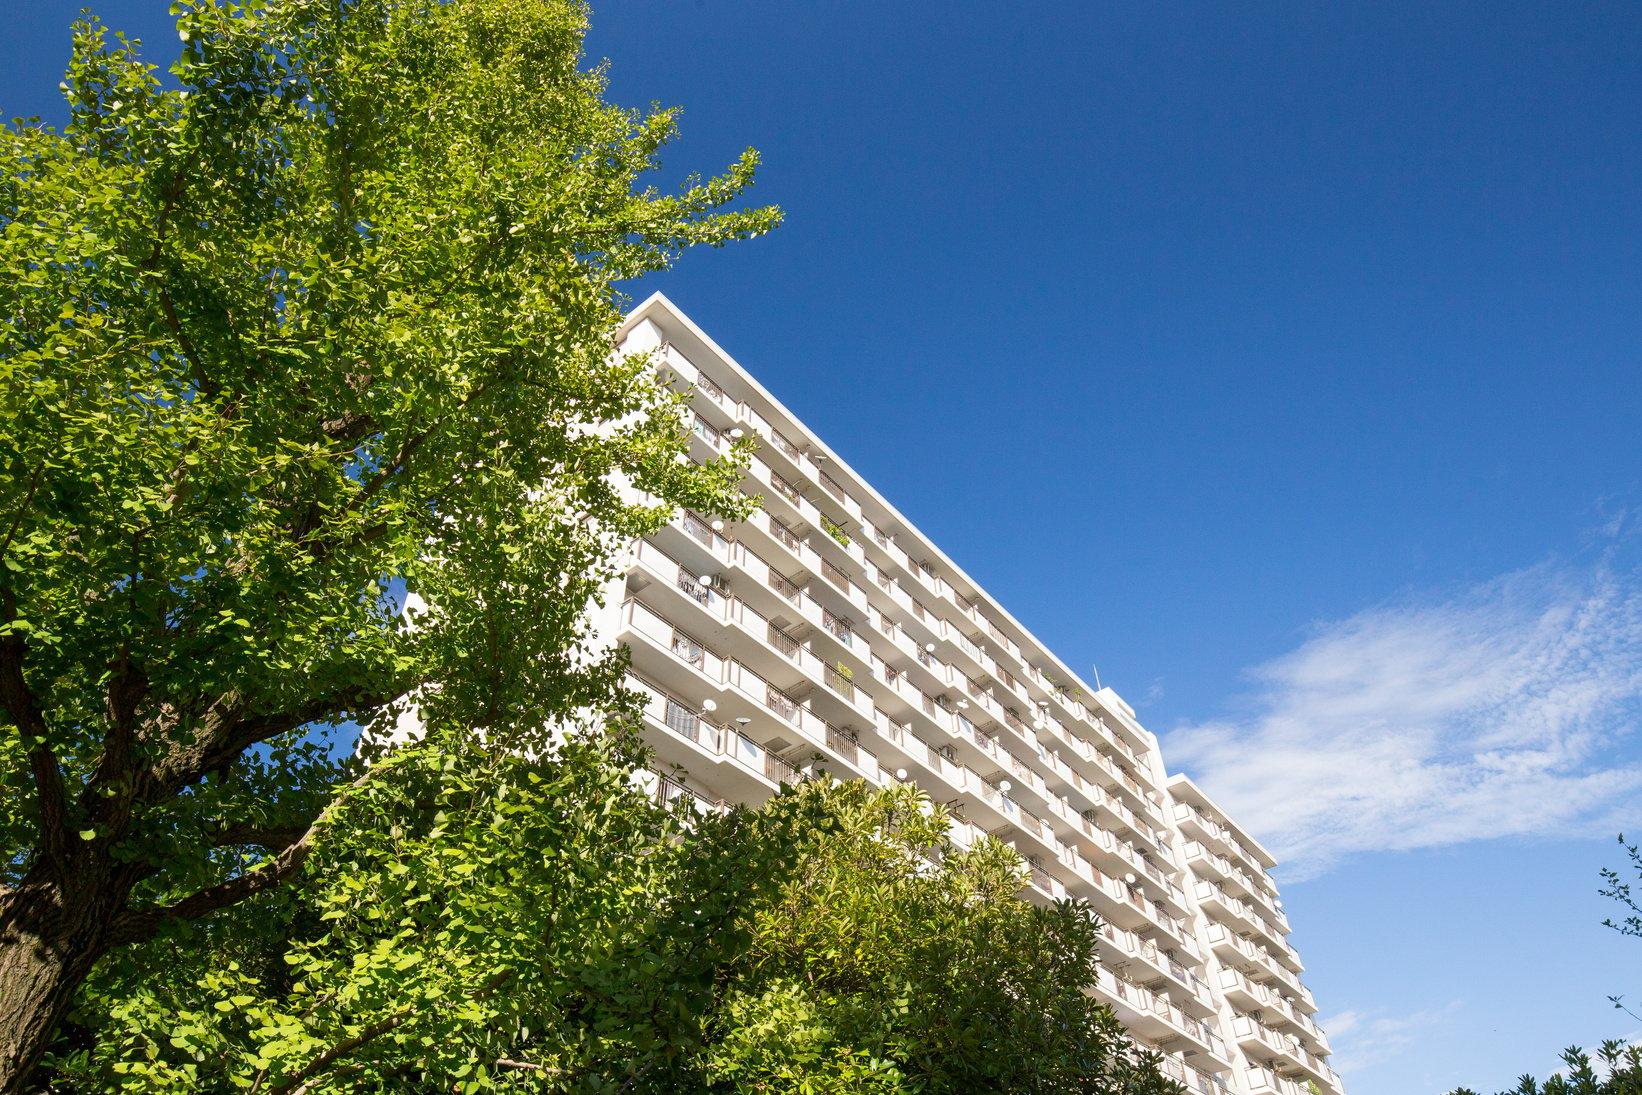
[603, 293, 1343, 1095]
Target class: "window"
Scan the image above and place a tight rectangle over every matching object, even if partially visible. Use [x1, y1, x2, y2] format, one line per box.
[676, 566, 712, 606]
[681, 510, 716, 547]
[821, 608, 852, 647]
[691, 414, 720, 446]
[770, 472, 801, 503]
[765, 686, 799, 723]
[696, 373, 725, 404]
[670, 630, 705, 669]
[768, 515, 801, 551]
[664, 698, 699, 740]
[767, 624, 800, 659]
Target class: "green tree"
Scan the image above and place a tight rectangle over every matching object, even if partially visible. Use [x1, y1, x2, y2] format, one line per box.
[1601, 834, 1642, 1022]
[0, 0, 777, 1085]
[1443, 836, 1642, 1095]
[46, 774, 1185, 1094]
[702, 779, 1186, 1095]
[46, 732, 824, 1093]
[1444, 1042, 1642, 1095]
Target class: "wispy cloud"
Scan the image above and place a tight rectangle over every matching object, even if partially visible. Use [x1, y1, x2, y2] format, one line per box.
[1164, 557, 1642, 879]
[1322, 1003, 1463, 1076]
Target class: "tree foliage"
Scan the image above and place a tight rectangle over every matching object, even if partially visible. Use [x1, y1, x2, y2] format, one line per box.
[44, 775, 1184, 1094]
[0, 0, 775, 1085]
[46, 732, 811, 1093]
[707, 779, 1185, 1095]
[1444, 836, 1642, 1095]
[1444, 1042, 1642, 1095]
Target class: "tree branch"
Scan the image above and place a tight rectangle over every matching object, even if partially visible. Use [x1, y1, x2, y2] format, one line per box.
[144, 150, 193, 274]
[319, 411, 379, 446]
[0, 593, 71, 874]
[107, 765, 378, 947]
[256, 969, 515, 1095]
[284, 1063, 367, 1095]
[210, 825, 309, 851]
[139, 684, 395, 806]
[343, 428, 429, 517]
[0, 460, 46, 561]
[266, 1010, 414, 1095]
[84, 652, 150, 831]
[152, 285, 214, 400]
[497, 1058, 564, 1075]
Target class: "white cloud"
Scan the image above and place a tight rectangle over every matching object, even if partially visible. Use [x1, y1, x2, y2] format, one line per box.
[1164, 558, 1642, 879]
[1321, 1003, 1462, 1076]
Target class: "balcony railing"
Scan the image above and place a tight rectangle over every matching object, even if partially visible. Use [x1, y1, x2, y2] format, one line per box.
[821, 558, 851, 591]
[681, 510, 718, 548]
[670, 631, 706, 670]
[653, 773, 725, 815]
[675, 568, 717, 609]
[694, 371, 726, 404]
[769, 570, 802, 604]
[766, 686, 800, 723]
[691, 415, 721, 448]
[770, 471, 801, 504]
[663, 697, 710, 746]
[768, 515, 802, 552]
[818, 470, 847, 504]
[767, 624, 801, 659]
[824, 664, 856, 700]
[821, 608, 853, 647]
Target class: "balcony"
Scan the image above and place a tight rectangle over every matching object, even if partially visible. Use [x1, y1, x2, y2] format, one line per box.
[1196, 880, 1263, 937]
[1244, 1063, 1311, 1095]
[627, 675, 794, 803]
[814, 468, 863, 520]
[1231, 1012, 1336, 1088]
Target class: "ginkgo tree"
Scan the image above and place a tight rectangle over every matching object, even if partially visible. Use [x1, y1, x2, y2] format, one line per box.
[45, 766, 1186, 1095]
[0, 0, 776, 1087]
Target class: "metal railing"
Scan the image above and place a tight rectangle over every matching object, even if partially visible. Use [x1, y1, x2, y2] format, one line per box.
[768, 515, 802, 551]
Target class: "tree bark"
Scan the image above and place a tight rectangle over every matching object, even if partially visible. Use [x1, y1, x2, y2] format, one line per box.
[0, 861, 124, 1095]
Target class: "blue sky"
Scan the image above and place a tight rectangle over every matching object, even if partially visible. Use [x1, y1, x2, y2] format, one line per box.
[6, 3, 1641, 1092]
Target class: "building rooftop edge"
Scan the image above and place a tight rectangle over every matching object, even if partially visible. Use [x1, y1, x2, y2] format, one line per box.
[620, 291, 1157, 750]
[1164, 773, 1278, 868]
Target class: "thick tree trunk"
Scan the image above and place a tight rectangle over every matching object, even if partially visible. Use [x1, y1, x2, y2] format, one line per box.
[0, 864, 118, 1095]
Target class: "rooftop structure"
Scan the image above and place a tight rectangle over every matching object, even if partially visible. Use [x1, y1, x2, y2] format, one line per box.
[601, 293, 1343, 1095]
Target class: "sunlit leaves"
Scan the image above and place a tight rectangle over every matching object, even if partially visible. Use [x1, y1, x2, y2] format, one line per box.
[1, 0, 773, 1081]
